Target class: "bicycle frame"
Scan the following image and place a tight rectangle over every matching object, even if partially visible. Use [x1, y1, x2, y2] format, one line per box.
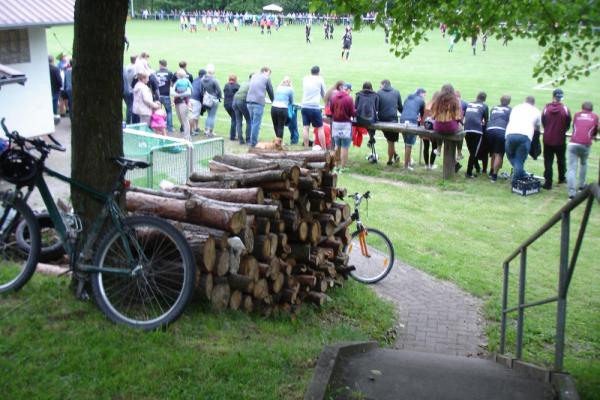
[26, 164, 133, 276]
[350, 196, 371, 258]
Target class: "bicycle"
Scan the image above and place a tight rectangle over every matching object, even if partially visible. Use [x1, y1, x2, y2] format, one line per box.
[0, 118, 196, 330]
[345, 191, 395, 283]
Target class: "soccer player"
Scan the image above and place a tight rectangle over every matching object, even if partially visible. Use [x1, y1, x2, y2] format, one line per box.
[341, 27, 352, 60]
[305, 22, 311, 44]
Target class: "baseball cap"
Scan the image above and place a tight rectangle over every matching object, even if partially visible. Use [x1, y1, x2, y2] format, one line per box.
[552, 88, 564, 100]
[415, 88, 426, 96]
[343, 82, 352, 91]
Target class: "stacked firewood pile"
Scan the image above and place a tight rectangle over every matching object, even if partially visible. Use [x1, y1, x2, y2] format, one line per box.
[125, 150, 354, 316]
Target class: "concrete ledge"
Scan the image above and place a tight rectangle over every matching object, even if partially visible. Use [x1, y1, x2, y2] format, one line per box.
[513, 360, 551, 383]
[494, 354, 514, 369]
[551, 373, 580, 400]
[304, 341, 378, 400]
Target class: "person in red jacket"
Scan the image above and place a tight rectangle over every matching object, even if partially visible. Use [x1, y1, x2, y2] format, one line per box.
[331, 82, 356, 173]
[541, 88, 572, 190]
[566, 101, 598, 198]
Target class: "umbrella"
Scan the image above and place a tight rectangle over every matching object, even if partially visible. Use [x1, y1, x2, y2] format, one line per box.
[263, 3, 283, 12]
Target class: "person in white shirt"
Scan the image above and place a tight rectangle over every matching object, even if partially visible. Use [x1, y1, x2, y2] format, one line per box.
[504, 96, 541, 184]
[301, 65, 326, 148]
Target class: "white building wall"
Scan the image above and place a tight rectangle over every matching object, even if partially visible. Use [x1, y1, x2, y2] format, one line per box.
[0, 27, 54, 138]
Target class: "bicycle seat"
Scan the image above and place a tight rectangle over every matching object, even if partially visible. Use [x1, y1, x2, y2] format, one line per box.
[113, 157, 150, 170]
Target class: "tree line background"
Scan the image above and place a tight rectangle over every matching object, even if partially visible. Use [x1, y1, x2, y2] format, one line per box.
[133, 0, 310, 13]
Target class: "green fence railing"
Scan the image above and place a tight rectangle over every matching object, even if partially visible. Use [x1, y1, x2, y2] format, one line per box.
[123, 124, 224, 188]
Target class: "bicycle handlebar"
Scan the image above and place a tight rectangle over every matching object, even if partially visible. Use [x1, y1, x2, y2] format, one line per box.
[1, 117, 66, 153]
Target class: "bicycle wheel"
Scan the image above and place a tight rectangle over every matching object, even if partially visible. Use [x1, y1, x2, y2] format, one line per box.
[346, 228, 394, 284]
[0, 196, 40, 292]
[16, 212, 65, 262]
[91, 215, 195, 330]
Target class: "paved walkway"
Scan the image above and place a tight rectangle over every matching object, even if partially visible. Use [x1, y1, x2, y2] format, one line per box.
[369, 258, 488, 357]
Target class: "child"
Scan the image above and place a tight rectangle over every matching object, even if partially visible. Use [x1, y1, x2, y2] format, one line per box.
[173, 69, 193, 104]
[150, 107, 167, 136]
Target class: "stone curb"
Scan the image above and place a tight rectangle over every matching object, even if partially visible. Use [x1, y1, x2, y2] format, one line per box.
[303, 341, 378, 400]
[493, 354, 580, 399]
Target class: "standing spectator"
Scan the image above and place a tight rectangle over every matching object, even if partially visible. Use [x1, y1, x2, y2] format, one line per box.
[323, 80, 345, 124]
[455, 90, 468, 161]
[301, 65, 326, 148]
[541, 88, 572, 190]
[155, 60, 174, 134]
[566, 102, 598, 198]
[189, 69, 206, 136]
[171, 69, 192, 140]
[505, 96, 541, 184]
[201, 64, 222, 138]
[355, 81, 379, 155]
[463, 92, 489, 178]
[341, 27, 352, 60]
[330, 82, 355, 172]
[400, 89, 427, 170]
[246, 67, 274, 146]
[233, 75, 252, 144]
[487, 95, 512, 182]
[223, 75, 240, 141]
[48, 55, 62, 117]
[63, 63, 73, 120]
[124, 55, 137, 124]
[271, 77, 295, 143]
[132, 72, 161, 126]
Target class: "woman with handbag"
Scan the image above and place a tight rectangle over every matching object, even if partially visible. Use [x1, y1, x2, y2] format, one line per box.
[271, 77, 294, 144]
[201, 64, 222, 138]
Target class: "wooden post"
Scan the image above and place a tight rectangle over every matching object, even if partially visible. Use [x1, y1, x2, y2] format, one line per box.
[443, 140, 458, 179]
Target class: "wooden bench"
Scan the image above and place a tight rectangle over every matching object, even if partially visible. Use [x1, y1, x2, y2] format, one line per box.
[367, 122, 465, 179]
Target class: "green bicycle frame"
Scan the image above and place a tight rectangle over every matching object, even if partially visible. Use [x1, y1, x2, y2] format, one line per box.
[35, 166, 133, 276]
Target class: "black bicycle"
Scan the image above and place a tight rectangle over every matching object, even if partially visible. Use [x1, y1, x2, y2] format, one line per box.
[344, 191, 395, 283]
[0, 118, 196, 330]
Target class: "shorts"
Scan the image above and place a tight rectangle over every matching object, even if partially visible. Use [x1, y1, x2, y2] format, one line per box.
[402, 133, 417, 146]
[487, 129, 506, 155]
[189, 99, 202, 119]
[383, 131, 399, 142]
[331, 121, 352, 148]
[301, 107, 323, 128]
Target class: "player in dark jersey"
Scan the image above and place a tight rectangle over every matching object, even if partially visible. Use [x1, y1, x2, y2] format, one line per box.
[341, 27, 352, 60]
[463, 92, 489, 178]
[305, 23, 311, 44]
[487, 95, 512, 181]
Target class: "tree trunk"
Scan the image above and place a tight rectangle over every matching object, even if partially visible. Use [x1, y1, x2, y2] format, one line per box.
[71, 0, 128, 233]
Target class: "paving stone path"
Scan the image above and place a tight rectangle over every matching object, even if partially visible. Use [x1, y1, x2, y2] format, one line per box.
[369, 258, 488, 357]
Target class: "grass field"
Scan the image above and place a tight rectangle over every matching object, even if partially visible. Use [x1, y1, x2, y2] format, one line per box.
[25, 20, 600, 399]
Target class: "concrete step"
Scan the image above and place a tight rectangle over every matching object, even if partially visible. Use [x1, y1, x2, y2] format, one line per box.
[305, 342, 562, 400]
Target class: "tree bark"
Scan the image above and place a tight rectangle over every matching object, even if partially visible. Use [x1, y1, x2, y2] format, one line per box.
[71, 0, 128, 232]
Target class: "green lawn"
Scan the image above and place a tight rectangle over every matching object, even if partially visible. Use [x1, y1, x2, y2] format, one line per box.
[33, 20, 600, 399]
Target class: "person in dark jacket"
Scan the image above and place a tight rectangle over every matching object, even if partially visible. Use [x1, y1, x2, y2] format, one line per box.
[223, 75, 240, 140]
[487, 95, 512, 181]
[463, 92, 489, 178]
[155, 60, 174, 134]
[355, 81, 379, 152]
[541, 88, 572, 190]
[49, 55, 62, 116]
[377, 79, 403, 165]
[400, 88, 426, 170]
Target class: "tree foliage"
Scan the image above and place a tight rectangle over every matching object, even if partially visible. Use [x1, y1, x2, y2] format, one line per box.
[310, 0, 600, 83]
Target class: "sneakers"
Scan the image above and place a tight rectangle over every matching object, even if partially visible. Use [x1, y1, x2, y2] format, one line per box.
[386, 160, 393, 166]
[490, 173, 498, 182]
[430, 164, 437, 170]
[392, 153, 400, 164]
[499, 172, 510, 179]
[465, 173, 476, 179]
[542, 183, 552, 190]
[455, 163, 462, 173]
[405, 166, 414, 171]
[239, 139, 246, 145]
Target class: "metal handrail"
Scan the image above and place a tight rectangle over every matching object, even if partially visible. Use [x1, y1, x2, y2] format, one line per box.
[499, 182, 598, 372]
